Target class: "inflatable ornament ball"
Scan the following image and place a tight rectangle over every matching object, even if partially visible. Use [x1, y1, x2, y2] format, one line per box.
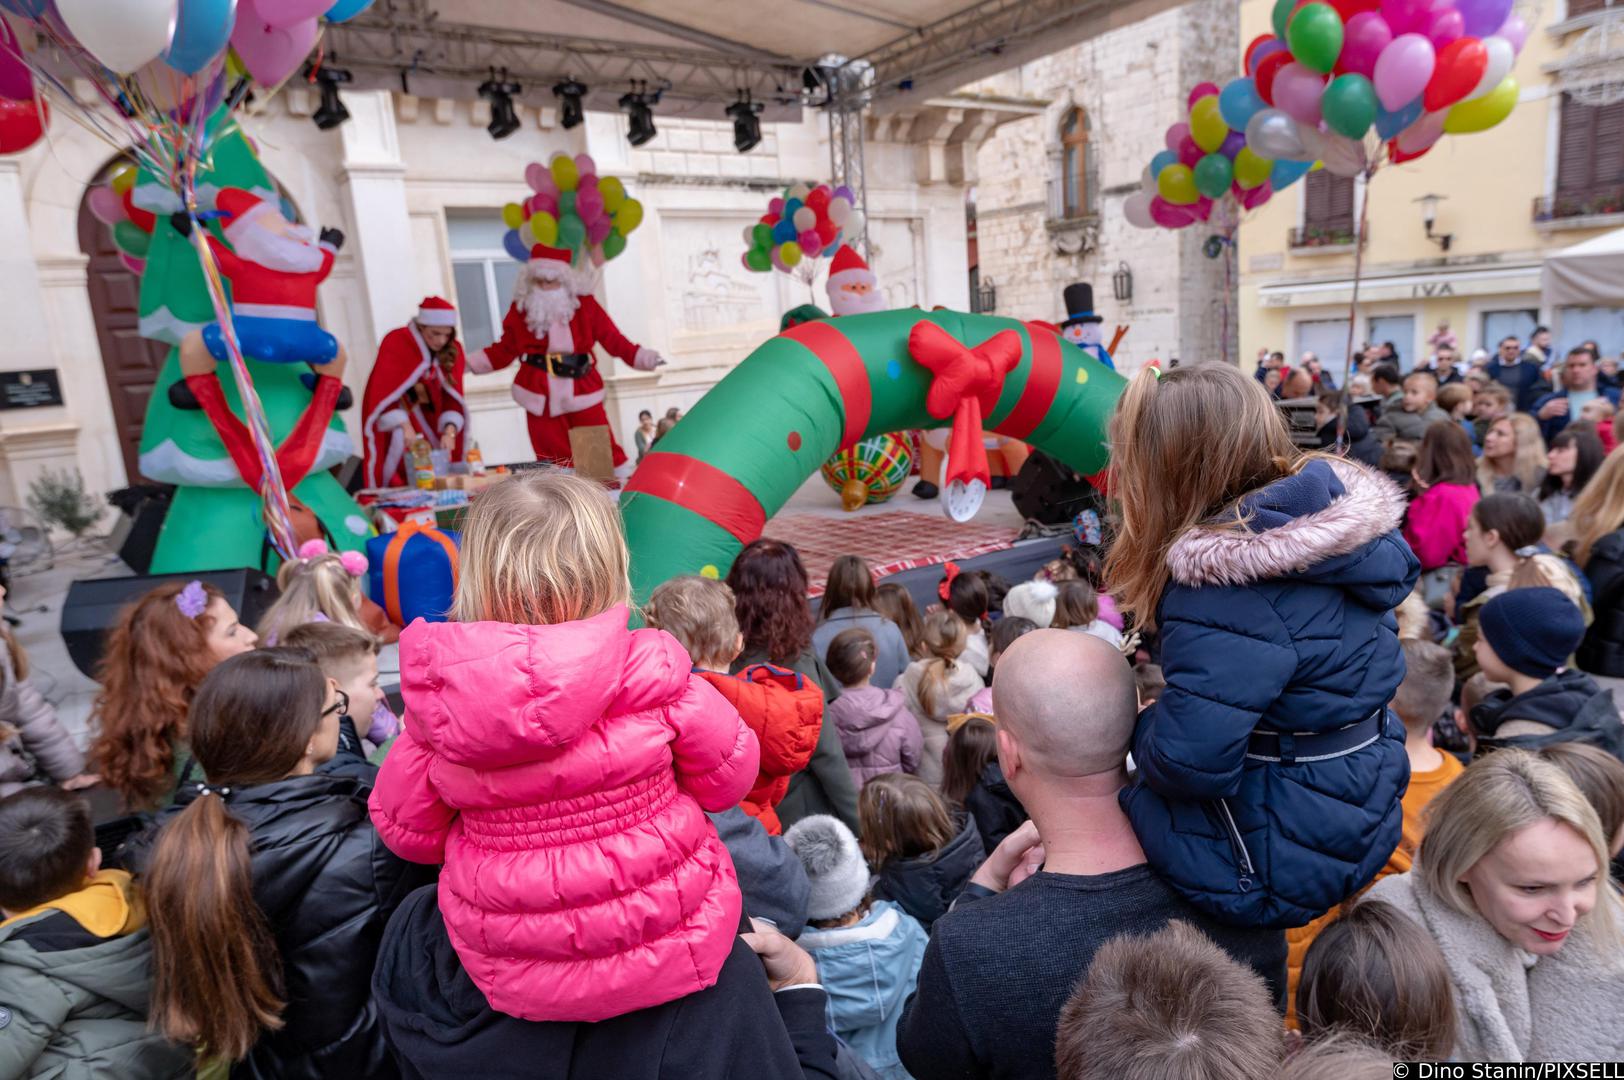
[821, 433, 914, 512]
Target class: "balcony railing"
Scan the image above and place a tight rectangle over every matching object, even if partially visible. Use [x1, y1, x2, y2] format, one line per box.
[1289, 223, 1356, 249]
[971, 278, 997, 314]
[1533, 184, 1624, 223]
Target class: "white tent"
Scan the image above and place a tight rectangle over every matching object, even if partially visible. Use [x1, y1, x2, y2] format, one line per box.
[1543, 227, 1624, 308]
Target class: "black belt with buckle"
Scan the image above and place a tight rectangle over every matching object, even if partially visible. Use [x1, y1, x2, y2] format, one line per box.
[522, 352, 592, 378]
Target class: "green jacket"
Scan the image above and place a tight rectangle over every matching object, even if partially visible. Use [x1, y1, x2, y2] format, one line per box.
[0, 876, 192, 1080]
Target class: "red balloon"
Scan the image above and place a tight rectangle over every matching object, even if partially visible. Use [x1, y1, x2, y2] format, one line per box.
[1244, 34, 1276, 72]
[816, 220, 838, 245]
[1424, 37, 1487, 112]
[806, 187, 830, 211]
[1256, 49, 1294, 105]
[0, 96, 46, 155]
[760, 213, 778, 224]
[120, 189, 156, 232]
[1328, 0, 1380, 18]
[1387, 137, 1433, 164]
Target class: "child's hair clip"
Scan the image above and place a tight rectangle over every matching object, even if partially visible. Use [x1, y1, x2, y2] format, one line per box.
[339, 550, 369, 578]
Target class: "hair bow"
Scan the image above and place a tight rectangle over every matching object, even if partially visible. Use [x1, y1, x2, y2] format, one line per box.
[938, 561, 961, 604]
[175, 580, 208, 619]
[296, 538, 369, 578]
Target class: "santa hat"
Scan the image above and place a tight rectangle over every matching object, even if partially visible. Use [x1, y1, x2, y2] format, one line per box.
[827, 244, 876, 292]
[214, 188, 277, 242]
[417, 296, 457, 327]
[529, 243, 574, 281]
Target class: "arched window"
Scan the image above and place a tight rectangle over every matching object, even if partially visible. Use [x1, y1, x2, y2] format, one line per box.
[1060, 107, 1089, 218]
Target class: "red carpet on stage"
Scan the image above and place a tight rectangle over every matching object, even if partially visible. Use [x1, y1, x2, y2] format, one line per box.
[762, 510, 1022, 596]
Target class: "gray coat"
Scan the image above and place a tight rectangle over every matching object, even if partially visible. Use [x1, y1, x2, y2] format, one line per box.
[1367, 872, 1624, 1061]
[0, 637, 84, 796]
[811, 608, 911, 690]
[1372, 401, 1450, 444]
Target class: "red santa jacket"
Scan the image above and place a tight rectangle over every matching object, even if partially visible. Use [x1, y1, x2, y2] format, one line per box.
[207, 234, 336, 321]
[362, 323, 468, 488]
[695, 665, 823, 836]
[467, 295, 648, 418]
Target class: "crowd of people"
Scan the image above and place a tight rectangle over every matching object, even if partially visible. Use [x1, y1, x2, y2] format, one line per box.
[4, 353, 1624, 1078]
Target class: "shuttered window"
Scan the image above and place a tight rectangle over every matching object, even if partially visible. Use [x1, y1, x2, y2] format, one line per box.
[1303, 170, 1355, 228]
[1565, 0, 1613, 18]
[1060, 108, 1090, 218]
[1557, 94, 1624, 195]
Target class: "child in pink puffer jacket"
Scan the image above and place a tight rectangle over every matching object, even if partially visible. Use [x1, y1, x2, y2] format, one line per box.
[369, 472, 760, 1023]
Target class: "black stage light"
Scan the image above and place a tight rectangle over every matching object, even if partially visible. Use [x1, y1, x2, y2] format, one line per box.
[553, 78, 586, 129]
[620, 88, 656, 146]
[727, 93, 763, 153]
[479, 69, 523, 140]
[307, 62, 352, 130]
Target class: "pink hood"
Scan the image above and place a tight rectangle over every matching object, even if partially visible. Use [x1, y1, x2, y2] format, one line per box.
[370, 606, 760, 1022]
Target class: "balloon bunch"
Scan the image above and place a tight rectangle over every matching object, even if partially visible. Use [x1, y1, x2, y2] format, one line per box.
[1237, 0, 1525, 179]
[501, 152, 643, 268]
[1126, 81, 1309, 231]
[741, 181, 861, 278]
[86, 162, 156, 274]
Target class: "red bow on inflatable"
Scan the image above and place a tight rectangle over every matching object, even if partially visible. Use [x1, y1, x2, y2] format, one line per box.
[909, 322, 1022, 518]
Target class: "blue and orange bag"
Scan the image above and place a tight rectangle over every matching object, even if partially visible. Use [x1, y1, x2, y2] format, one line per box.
[366, 522, 459, 626]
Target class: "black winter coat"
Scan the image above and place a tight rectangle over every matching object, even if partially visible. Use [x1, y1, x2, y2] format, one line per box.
[133, 773, 430, 1079]
[1472, 669, 1624, 760]
[1580, 530, 1624, 678]
[964, 761, 1027, 853]
[872, 811, 984, 930]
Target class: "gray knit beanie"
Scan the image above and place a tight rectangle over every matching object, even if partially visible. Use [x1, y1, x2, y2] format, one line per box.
[782, 814, 870, 921]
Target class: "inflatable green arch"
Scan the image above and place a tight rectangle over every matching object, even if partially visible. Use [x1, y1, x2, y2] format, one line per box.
[621, 309, 1127, 601]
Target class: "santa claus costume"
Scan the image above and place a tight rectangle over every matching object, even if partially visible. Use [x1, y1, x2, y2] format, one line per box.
[362, 297, 469, 488]
[826, 245, 887, 317]
[467, 244, 663, 468]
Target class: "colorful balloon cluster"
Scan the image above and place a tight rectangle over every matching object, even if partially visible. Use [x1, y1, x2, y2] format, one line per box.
[501, 153, 642, 268]
[87, 162, 157, 275]
[741, 182, 862, 274]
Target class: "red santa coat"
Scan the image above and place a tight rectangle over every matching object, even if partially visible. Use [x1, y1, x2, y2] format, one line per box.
[467, 295, 649, 418]
[206, 234, 336, 321]
[362, 323, 468, 488]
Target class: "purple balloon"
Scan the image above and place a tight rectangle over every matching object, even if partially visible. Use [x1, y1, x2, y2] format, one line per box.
[1178, 134, 1203, 167]
[1373, 32, 1436, 112]
[1247, 38, 1288, 76]
[1220, 130, 1247, 157]
[832, 185, 854, 203]
[1496, 12, 1527, 52]
[1341, 12, 1393, 78]
[1458, 0, 1514, 38]
[1274, 62, 1327, 126]
[0, 20, 32, 101]
[1422, 6, 1465, 48]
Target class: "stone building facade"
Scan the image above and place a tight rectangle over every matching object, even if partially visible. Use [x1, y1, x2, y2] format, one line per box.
[969, 0, 1240, 374]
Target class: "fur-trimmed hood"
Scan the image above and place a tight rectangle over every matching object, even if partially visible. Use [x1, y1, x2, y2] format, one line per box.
[1168, 458, 1409, 591]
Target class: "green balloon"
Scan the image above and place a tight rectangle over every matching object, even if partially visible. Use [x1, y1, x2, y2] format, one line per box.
[1287, 2, 1344, 74]
[1322, 73, 1377, 139]
[556, 214, 586, 253]
[603, 230, 627, 260]
[1271, 0, 1297, 41]
[745, 248, 771, 272]
[559, 191, 577, 217]
[752, 223, 773, 250]
[113, 221, 151, 257]
[1193, 153, 1234, 200]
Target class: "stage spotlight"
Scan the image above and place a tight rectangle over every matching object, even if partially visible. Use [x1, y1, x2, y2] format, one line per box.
[727, 93, 763, 153]
[553, 79, 586, 129]
[620, 86, 657, 147]
[478, 69, 522, 140]
[307, 62, 352, 130]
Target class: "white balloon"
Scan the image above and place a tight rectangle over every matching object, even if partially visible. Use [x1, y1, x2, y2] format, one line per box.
[787, 182, 811, 200]
[828, 196, 852, 225]
[56, 0, 178, 74]
[793, 206, 817, 232]
[1124, 191, 1156, 229]
[846, 209, 865, 234]
[1467, 37, 1515, 101]
[1245, 109, 1309, 162]
[1300, 124, 1367, 177]
[1395, 109, 1448, 154]
[742, 225, 757, 246]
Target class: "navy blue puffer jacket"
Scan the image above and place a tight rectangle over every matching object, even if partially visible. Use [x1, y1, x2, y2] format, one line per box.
[1121, 458, 1420, 929]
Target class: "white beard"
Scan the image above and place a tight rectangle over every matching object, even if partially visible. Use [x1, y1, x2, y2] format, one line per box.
[831, 286, 887, 317]
[230, 218, 324, 274]
[520, 281, 581, 340]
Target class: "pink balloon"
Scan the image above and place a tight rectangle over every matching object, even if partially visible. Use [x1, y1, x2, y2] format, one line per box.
[741, 251, 755, 271]
[798, 228, 822, 257]
[525, 162, 548, 192]
[88, 186, 126, 225]
[1149, 196, 1197, 228]
[230, 1, 318, 87]
[1380, 0, 1433, 33]
[1193, 196, 1214, 222]
[770, 248, 790, 273]
[1341, 12, 1393, 77]
[576, 172, 598, 193]
[532, 192, 558, 216]
[1273, 62, 1327, 126]
[1496, 13, 1527, 53]
[0, 21, 32, 102]
[261, 0, 331, 29]
[768, 196, 785, 215]
[576, 186, 605, 222]
[587, 216, 611, 244]
[1422, 6, 1464, 47]
[1178, 134, 1203, 167]
[1165, 123, 1191, 153]
[1372, 32, 1436, 111]
[1395, 107, 1448, 153]
[1187, 82, 1221, 107]
[574, 152, 596, 178]
[1241, 182, 1274, 210]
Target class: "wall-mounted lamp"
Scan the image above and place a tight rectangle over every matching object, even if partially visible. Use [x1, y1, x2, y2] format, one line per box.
[1112, 260, 1133, 303]
[1415, 193, 1452, 252]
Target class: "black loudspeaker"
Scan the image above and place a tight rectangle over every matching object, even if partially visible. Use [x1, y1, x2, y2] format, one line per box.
[1011, 451, 1101, 525]
[60, 569, 278, 679]
[104, 485, 173, 575]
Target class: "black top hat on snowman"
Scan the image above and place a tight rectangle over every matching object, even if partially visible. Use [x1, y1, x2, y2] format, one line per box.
[1061, 283, 1104, 329]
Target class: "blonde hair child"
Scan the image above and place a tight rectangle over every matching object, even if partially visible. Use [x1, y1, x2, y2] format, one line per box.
[257, 540, 370, 646]
[898, 610, 985, 787]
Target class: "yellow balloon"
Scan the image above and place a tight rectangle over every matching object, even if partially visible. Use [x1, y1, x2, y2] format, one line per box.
[780, 241, 802, 267]
[550, 153, 579, 193]
[110, 164, 137, 196]
[529, 211, 559, 246]
[615, 198, 644, 234]
[1233, 147, 1272, 189]
[1156, 164, 1198, 205]
[1444, 76, 1517, 135]
[599, 176, 626, 213]
[1190, 97, 1229, 154]
[502, 202, 525, 229]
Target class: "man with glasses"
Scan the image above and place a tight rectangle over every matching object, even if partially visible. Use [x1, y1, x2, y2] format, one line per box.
[1487, 334, 1549, 413]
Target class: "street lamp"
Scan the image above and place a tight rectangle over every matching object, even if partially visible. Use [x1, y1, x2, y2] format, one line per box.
[1415, 193, 1452, 252]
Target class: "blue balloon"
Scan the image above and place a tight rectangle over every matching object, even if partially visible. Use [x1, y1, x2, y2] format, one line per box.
[1375, 98, 1424, 141]
[772, 217, 798, 243]
[164, 0, 236, 75]
[1218, 78, 1265, 131]
[1270, 158, 1314, 191]
[0, 0, 47, 17]
[503, 228, 528, 263]
[1149, 149, 1179, 178]
[783, 197, 803, 218]
[324, 0, 374, 20]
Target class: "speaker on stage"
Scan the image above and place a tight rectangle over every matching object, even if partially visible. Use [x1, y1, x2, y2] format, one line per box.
[104, 485, 173, 575]
[60, 569, 278, 679]
[1011, 451, 1101, 525]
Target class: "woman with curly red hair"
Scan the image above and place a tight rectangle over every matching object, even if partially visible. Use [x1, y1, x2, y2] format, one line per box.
[727, 539, 858, 831]
[90, 580, 259, 810]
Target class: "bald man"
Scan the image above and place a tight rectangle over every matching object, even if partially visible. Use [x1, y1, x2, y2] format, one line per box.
[897, 632, 1286, 1080]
